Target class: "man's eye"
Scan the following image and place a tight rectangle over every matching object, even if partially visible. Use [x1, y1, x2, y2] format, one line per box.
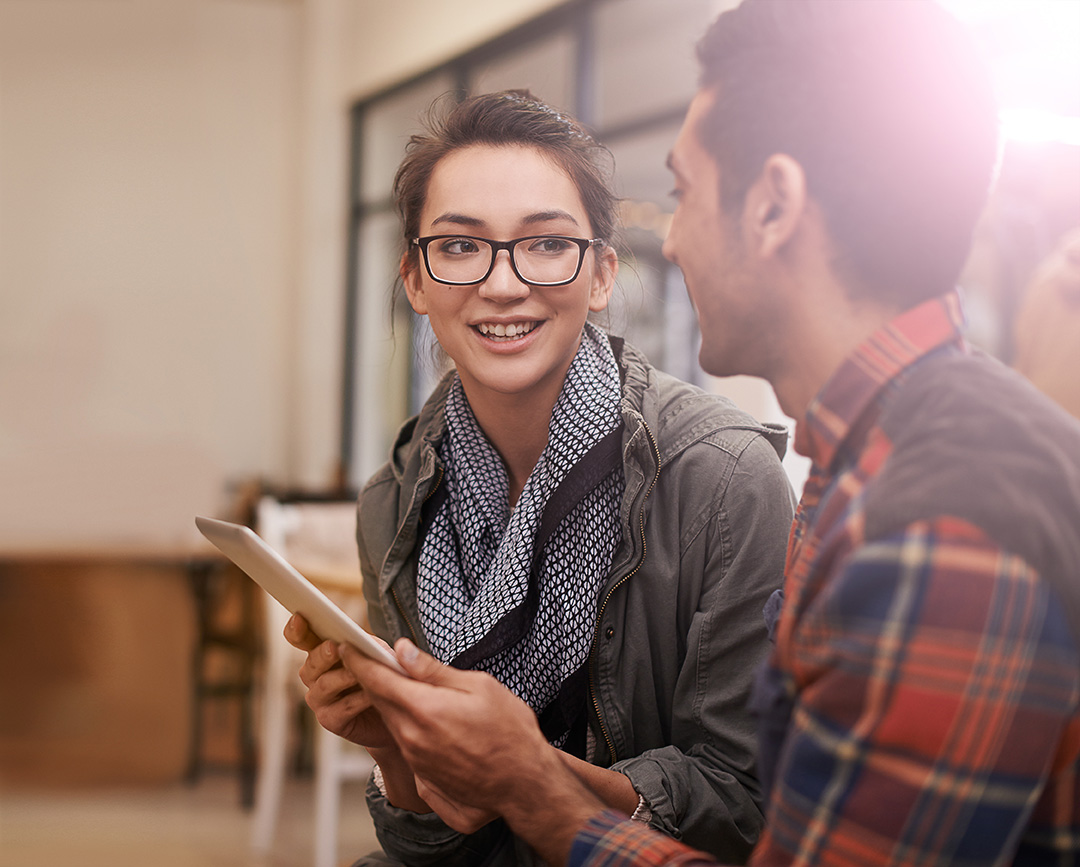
[669, 188, 684, 202]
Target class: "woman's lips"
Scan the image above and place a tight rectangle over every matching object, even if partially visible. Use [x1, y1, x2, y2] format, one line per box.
[474, 320, 540, 341]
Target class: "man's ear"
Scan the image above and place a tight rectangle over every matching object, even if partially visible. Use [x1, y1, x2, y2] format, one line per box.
[745, 154, 807, 259]
[588, 244, 618, 313]
[401, 254, 427, 315]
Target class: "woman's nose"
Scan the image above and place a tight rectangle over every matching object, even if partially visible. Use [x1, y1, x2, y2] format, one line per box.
[478, 248, 531, 302]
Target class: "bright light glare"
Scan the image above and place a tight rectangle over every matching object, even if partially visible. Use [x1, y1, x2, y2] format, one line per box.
[1001, 108, 1080, 147]
[941, 0, 1080, 145]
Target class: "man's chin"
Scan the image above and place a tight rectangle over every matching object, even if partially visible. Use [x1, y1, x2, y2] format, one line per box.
[698, 349, 734, 379]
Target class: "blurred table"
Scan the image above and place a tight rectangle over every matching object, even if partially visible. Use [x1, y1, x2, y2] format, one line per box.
[0, 540, 255, 795]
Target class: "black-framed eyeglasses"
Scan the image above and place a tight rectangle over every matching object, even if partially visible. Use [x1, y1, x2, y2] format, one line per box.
[412, 235, 605, 287]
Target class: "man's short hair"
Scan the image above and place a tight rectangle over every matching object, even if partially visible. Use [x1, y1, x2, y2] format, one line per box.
[697, 0, 999, 307]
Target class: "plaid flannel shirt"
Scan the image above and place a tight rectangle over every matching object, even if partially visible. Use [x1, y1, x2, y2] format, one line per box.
[569, 293, 1080, 867]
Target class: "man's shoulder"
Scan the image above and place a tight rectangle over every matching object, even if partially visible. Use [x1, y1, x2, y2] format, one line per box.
[885, 349, 1077, 438]
[863, 349, 1080, 637]
[871, 350, 1080, 512]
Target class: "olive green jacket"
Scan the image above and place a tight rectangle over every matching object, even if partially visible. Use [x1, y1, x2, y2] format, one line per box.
[356, 339, 795, 866]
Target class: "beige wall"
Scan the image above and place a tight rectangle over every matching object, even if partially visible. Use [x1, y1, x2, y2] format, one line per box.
[0, 0, 303, 547]
[340, 0, 565, 101]
[0, 0, 564, 548]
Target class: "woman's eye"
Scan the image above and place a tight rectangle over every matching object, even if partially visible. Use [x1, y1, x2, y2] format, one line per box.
[441, 238, 479, 255]
[529, 237, 573, 254]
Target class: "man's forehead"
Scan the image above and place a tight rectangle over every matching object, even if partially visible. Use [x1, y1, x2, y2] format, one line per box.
[669, 89, 718, 174]
[684, 87, 717, 138]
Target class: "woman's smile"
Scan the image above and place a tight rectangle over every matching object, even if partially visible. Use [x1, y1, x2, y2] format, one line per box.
[474, 319, 541, 341]
[467, 317, 545, 360]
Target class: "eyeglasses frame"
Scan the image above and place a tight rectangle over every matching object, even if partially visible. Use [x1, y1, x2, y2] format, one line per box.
[411, 234, 606, 287]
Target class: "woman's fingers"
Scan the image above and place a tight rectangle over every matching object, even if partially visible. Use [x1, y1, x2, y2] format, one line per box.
[283, 612, 322, 651]
[298, 639, 344, 687]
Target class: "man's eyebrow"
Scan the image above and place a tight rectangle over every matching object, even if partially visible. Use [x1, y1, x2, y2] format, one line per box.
[665, 152, 679, 175]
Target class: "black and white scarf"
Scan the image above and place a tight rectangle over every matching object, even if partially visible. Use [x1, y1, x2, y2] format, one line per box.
[417, 323, 624, 746]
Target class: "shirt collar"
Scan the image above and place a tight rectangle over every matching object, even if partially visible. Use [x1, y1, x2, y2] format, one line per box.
[795, 291, 968, 471]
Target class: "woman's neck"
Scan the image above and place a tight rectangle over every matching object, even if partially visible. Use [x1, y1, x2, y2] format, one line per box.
[461, 386, 558, 510]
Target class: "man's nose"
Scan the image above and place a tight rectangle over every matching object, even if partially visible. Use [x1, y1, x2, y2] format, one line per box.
[661, 231, 677, 264]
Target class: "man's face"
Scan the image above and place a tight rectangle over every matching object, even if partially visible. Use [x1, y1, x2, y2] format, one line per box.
[663, 88, 763, 379]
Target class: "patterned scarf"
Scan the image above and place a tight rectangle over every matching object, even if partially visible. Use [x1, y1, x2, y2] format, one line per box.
[417, 323, 624, 745]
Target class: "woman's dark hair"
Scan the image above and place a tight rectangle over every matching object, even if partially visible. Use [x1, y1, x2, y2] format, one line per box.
[696, 0, 1000, 307]
[393, 89, 618, 275]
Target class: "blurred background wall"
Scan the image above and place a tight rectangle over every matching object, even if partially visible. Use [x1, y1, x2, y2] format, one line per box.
[0, 0, 565, 550]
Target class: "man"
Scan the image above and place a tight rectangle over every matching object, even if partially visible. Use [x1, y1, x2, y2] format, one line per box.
[322, 1, 1080, 864]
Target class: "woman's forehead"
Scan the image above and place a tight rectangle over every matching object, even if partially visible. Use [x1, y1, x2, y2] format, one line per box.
[421, 144, 590, 232]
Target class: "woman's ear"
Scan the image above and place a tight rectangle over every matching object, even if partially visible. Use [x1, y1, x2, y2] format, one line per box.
[588, 244, 619, 313]
[401, 253, 428, 315]
[745, 154, 807, 259]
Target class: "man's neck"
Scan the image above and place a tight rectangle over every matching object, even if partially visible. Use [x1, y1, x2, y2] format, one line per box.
[769, 288, 900, 444]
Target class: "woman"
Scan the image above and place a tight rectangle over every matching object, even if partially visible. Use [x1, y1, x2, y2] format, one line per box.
[1013, 226, 1080, 420]
[288, 90, 794, 866]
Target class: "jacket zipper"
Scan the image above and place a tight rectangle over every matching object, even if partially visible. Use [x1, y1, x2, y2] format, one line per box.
[391, 463, 444, 648]
[589, 422, 661, 764]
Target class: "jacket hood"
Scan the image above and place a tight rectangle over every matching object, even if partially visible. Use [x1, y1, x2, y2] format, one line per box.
[615, 337, 788, 465]
[386, 371, 453, 486]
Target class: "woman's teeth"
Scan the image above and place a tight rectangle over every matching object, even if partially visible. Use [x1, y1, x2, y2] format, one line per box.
[477, 321, 537, 340]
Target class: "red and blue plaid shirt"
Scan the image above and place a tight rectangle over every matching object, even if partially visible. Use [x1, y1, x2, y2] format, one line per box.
[569, 294, 1080, 866]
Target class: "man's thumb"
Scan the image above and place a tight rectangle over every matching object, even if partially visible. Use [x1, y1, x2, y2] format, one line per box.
[393, 638, 449, 682]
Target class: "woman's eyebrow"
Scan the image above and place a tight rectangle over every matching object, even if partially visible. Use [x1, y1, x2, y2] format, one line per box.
[521, 210, 580, 228]
[430, 213, 485, 229]
[428, 210, 581, 233]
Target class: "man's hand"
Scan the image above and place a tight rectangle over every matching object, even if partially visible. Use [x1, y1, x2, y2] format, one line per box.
[337, 638, 554, 807]
[414, 776, 499, 834]
[340, 638, 607, 864]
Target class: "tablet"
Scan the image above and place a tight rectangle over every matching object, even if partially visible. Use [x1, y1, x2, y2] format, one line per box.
[195, 515, 406, 674]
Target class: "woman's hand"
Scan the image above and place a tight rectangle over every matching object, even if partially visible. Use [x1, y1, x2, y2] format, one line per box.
[285, 614, 434, 814]
[283, 613, 396, 749]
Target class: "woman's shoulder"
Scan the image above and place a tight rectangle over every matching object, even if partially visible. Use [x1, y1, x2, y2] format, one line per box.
[358, 373, 453, 510]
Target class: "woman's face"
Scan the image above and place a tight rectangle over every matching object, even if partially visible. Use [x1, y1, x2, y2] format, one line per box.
[403, 144, 616, 411]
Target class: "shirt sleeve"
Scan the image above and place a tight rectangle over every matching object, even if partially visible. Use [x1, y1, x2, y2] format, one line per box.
[754, 517, 1080, 866]
[569, 811, 723, 867]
